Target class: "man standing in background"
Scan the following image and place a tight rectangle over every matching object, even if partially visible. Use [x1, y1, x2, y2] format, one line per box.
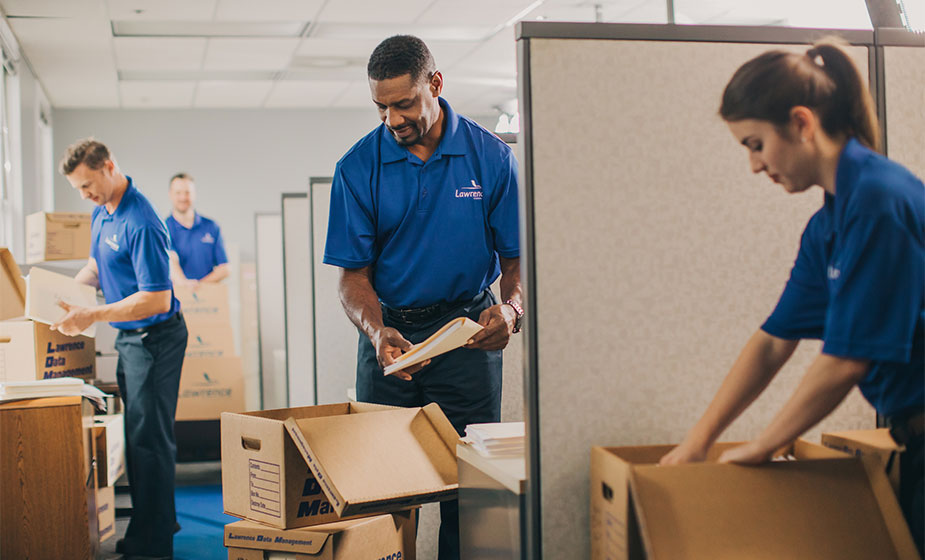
[165, 172, 230, 286]
[53, 138, 187, 560]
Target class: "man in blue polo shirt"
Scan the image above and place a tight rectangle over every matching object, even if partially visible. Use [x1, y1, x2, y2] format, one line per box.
[52, 138, 187, 560]
[324, 35, 522, 560]
[164, 172, 229, 285]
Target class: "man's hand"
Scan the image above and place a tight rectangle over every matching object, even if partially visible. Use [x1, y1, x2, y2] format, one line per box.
[464, 304, 516, 351]
[374, 327, 429, 381]
[176, 278, 200, 289]
[717, 440, 774, 465]
[51, 301, 96, 337]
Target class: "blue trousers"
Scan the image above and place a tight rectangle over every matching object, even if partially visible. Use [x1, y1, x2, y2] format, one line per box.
[115, 312, 188, 557]
[356, 290, 503, 560]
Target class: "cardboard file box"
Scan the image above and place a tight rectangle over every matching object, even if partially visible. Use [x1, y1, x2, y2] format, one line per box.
[823, 428, 903, 495]
[175, 283, 231, 327]
[222, 402, 459, 529]
[176, 356, 245, 421]
[0, 319, 95, 381]
[0, 248, 26, 321]
[93, 414, 125, 487]
[97, 485, 115, 543]
[185, 323, 236, 358]
[590, 439, 919, 560]
[225, 509, 416, 560]
[26, 212, 91, 264]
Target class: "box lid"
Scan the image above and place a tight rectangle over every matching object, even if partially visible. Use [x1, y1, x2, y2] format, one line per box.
[628, 457, 918, 559]
[24, 266, 97, 337]
[225, 519, 334, 554]
[40, 212, 92, 224]
[823, 428, 902, 452]
[283, 402, 460, 517]
[0, 248, 26, 320]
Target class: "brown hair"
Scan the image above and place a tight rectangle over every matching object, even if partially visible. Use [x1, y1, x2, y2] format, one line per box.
[169, 172, 194, 187]
[59, 138, 112, 175]
[719, 38, 881, 152]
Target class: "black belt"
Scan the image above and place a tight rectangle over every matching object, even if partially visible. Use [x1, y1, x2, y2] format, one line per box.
[888, 409, 925, 446]
[122, 311, 183, 335]
[382, 295, 480, 325]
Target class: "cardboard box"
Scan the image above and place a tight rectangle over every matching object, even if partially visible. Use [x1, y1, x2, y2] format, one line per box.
[225, 510, 416, 560]
[823, 428, 903, 495]
[185, 323, 236, 358]
[221, 402, 458, 529]
[93, 414, 125, 487]
[590, 440, 918, 560]
[0, 248, 26, 321]
[25, 266, 98, 338]
[177, 356, 245, 421]
[26, 212, 92, 264]
[0, 319, 95, 381]
[96, 485, 115, 543]
[96, 354, 118, 384]
[175, 283, 231, 327]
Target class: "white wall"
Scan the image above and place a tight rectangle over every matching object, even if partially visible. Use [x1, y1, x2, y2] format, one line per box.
[51, 107, 494, 260]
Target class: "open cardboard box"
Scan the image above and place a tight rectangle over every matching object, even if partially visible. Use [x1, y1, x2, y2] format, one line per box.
[222, 402, 459, 529]
[822, 428, 903, 496]
[0, 248, 26, 321]
[590, 439, 918, 560]
[225, 509, 416, 560]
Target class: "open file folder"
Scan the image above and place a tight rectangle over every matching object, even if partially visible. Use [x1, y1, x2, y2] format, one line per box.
[383, 316, 483, 376]
[24, 266, 97, 337]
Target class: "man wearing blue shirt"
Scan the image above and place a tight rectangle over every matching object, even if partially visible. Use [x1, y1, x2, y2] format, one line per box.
[165, 173, 230, 285]
[324, 35, 522, 560]
[53, 139, 187, 560]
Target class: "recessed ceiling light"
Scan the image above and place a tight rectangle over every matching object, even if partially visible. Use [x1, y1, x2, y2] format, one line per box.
[112, 20, 309, 38]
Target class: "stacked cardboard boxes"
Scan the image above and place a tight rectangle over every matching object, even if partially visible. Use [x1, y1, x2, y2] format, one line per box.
[0, 248, 96, 383]
[175, 283, 245, 420]
[91, 413, 124, 542]
[220, 401, 463, 558]
[25, 212, 92, 264]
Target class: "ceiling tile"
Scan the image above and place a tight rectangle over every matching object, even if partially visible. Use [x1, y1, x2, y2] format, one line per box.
[119, 80, 196, 107]
[295, 37, 382, 59]
[331, 80, 375, 109]
[311, 22, 495, 41]
[105, 0, 217, 20]
[0, 0, 103, 18]
[114, 37, 207, 70]
[194, 80, 274, 107]
[264, 80, 350, 107]
[202, 38, 299, 70]
[215, 0, 324, 21]
[316, 0, 433, 24]
[417, 0, 541, 27]
[450, 27, 516, 77]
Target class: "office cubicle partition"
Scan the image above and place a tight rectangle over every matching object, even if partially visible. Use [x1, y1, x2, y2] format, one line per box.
[517, 23, 922, 558]
[282, 193, 315, 407]
[254, 212, 286, 410]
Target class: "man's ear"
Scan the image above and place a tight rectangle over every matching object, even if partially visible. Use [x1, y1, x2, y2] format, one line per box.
[429, 70, 444, 97]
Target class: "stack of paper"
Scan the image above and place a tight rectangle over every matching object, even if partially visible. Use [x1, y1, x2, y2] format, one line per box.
[464, 422, 525, 458]
[24, 266, 98, 337]
[384, 317, 483, 376]
[0, 377, 109, 409]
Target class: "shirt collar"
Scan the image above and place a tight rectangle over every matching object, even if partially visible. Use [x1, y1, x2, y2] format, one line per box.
[380, 97, 466, 164]
[102, 176, 135, 219]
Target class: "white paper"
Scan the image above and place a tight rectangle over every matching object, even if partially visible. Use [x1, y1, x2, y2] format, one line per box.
[383, 317, 484, 376]
[24, 266, 97, 337]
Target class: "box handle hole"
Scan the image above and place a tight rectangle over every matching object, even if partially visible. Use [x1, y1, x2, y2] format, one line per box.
[602, 482, 614, 502]
[241, 436, 261, 451]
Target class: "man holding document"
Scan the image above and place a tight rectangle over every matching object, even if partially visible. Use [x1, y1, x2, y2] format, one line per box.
[52, 138, 187, 560]
[323, 35, 522, 560]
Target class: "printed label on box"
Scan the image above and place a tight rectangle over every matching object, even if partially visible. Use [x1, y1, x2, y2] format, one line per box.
[249, 459, 281, 517]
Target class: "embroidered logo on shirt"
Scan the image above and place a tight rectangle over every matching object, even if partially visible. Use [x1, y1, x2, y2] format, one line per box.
[201, 232, 215, 244]
[827, 265, 841, 280]
[455, 179, 483, 200]
[104, 233, 120, 252]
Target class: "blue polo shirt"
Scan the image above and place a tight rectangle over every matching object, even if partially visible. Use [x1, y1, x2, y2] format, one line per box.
[323, 97, 519, 309]
[165, 213, 228, 280]
[91, 177, 181, 329]
[762, 138, 924, 417]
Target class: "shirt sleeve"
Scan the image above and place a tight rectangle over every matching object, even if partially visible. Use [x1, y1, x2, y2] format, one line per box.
[323, 160, 378, 269]
[213, 225, 229, 266]
[822, 212, 923, 362]
[129, 223, 173, 292]
[761, 216, 828, 340]
[487, 148, 520, 259]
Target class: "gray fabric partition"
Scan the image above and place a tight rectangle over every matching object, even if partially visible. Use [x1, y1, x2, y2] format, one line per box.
[255, 212, 286, 410]
[516, 23, 906, 558]
[282, 193, 315, 407]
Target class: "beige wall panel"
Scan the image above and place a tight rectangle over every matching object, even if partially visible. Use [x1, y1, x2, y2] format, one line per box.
[885, 46, 925, 178]
[528, 38, 874, 558]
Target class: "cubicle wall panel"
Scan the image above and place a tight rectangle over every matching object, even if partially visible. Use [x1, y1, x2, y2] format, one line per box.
[884, 46, 925, 177]
[527, 38, 874, 558]
[255, 213, 287, 410]
[282, 194, 315, 406]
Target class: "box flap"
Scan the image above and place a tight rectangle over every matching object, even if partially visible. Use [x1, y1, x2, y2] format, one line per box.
[284, 407, 458, 517]
[24, 266, 97, 337]
[629, 458, 913, 559]
[225, 519, 331, 554]
[823, 428, 903, 452]
[0, 248, 26, 320]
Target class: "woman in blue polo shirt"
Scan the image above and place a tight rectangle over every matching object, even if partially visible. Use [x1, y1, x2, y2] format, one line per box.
[660, 40, 924, 553]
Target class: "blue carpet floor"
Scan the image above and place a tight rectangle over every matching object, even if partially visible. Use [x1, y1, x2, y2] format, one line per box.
[174, 485, 237, 560]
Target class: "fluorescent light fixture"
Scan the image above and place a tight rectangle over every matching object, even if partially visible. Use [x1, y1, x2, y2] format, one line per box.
[311, 22, 493, 42]
[112, 20, 309, 38]
[119, 70, 279, 81]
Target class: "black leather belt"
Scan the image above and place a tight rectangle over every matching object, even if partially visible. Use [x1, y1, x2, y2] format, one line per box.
[888, 409, 925, 446]
[382, 296, 478, 325]
[122, 311, 183, 334]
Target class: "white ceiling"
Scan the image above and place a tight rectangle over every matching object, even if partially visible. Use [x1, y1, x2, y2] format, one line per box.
[0, 0, 874, 113]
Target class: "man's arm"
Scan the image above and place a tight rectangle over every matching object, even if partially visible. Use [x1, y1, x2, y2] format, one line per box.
[338, 266, 427, 381]
[168, 251, 196, 286]
[75, 257, 100, 289]
[718, 353, 869, 464]
[465, 256, 522, 351]
[199, 263, 230, 283]
[660, 329, 799, 465]
[51, 290, 172, 336]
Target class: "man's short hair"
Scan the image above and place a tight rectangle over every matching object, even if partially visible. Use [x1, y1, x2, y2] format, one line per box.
[59, 138, 111, 175]
[367, 35, 436, 83]
[170, 172, 194, 186]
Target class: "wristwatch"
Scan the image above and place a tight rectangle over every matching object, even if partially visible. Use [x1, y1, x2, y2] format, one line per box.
[504, 299, 524, 334]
